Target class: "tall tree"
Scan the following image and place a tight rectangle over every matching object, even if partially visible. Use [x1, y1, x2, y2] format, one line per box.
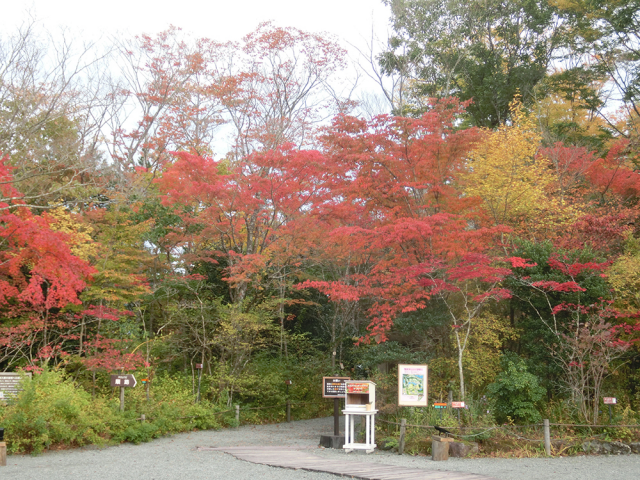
[381, 0, 563, 126]
[156, 145, 330, 304]
[552, 0, 640, 139]
[0, 20, 112, 208]
[300, 99, 509, 398]
[0, 158, 95, 369]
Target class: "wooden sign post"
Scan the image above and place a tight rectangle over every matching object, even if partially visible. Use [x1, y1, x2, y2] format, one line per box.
[285, 379, 292, 422]
[110, 374, 137, 412]
[433, 402, 447, 421]
[451, 401, 465, 423]
[320, 376, 350, 449]
[604, 397, 616, 423]
[323, 377, 350, 435]
[195, 364, 203, 403]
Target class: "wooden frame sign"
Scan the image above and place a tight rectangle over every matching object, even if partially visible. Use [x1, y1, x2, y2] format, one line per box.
[398, 364, 428, 407]
[322, 376, 350, 398]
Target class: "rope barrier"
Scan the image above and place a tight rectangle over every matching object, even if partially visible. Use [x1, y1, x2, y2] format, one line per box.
[549, 423, 640, 428]
[378, 416, 640, 444]
[236, 401, 324, 411]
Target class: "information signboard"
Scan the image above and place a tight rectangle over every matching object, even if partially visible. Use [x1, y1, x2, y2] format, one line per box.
[603, 397, 617, 405]
[398, 364, 428, 407]
[110, 374, 137, 388]
[346, 382, 370, 394]
[322, 377, 350, 398]
[451, 401, 465, 408]
[0, 372, 32, 399]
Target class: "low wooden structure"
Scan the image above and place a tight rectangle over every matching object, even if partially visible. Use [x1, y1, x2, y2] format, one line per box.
[204, 445, 500, 480]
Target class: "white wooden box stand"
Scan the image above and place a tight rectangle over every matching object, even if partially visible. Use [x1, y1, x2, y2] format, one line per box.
[343, 409, 377, 453]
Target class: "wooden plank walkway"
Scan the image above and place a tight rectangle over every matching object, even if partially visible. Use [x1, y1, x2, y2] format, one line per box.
[199, 446, 498, 480]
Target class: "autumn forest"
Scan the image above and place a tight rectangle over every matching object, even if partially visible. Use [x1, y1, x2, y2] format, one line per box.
[1, 0, 640, 450]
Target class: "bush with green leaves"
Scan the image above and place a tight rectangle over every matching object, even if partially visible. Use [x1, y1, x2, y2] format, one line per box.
[0, 369, 230, 453]
[486, 355, 546, 424]
[125, 373, 224, 434]
[0, 369, 116, 453]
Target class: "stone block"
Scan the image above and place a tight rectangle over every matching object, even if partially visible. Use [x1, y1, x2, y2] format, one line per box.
[431, 435, 451, 461]
[319, 435, 345, 449]
[449, 441, 479, 458]
[582, 440, 631, 455]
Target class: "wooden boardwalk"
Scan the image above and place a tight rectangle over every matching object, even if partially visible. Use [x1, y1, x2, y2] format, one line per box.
[200, 446, 498, 480]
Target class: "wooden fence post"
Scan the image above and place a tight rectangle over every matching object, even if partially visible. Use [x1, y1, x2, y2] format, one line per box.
[543, 419, 551, 456]
[398, 418, 407, 455]
[0, 442, 6, 467]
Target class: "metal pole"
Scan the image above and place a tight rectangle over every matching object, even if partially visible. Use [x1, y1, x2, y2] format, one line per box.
[286, 383, 291, 422]
[196, 368, 202, 403]
[398, 418, 407, 455]
[334, 398, 340, 436]
[543, 419, 551, 456]
[235, 404, 240, 428]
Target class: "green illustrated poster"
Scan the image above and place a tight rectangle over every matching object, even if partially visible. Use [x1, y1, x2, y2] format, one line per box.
[398, 364, 428, 406]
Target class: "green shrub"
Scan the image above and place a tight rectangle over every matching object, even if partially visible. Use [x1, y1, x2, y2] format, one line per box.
[0, 369, 115, 453]
[486, 355, 546, 425]
[117, 422, 159, 444]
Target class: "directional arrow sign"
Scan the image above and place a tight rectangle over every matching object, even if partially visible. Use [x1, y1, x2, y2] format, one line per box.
[110, 374, 137, 388]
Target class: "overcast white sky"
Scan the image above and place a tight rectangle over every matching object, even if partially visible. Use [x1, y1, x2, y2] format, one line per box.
[3, 1, 392, 50]
[2, 1, 396, 149]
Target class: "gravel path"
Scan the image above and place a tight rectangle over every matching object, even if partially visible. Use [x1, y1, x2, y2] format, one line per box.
[2, 416, 640, 480]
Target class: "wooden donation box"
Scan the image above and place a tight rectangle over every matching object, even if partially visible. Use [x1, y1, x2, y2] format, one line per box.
[343, 380, 377, 453]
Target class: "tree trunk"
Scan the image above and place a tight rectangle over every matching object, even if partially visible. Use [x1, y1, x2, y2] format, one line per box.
[331, 312, 336, 369]
[454, 329, 466, 400]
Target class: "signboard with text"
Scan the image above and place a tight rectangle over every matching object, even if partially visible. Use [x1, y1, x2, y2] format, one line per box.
[451, 401, 466, 408]
[398, 364, 428, 407]
[322, 377, 350, 398]
[110, 374, 137, 388]
[603, 397, 617, 405]
[346, 382, 370, 394]
[0, 372, 32, 399]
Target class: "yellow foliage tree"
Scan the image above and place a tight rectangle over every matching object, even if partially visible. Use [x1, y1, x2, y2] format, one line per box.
[81, 207, 154, 309]
[608, 232, 640, 312]
[463, 312, 517, 392]
[46, 206, 98, 261]
[462, 101, 578, 238]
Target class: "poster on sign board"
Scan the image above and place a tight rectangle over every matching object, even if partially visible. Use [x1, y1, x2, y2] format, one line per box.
[398, 364, 428, 407]
[322, 377, 350, 398]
